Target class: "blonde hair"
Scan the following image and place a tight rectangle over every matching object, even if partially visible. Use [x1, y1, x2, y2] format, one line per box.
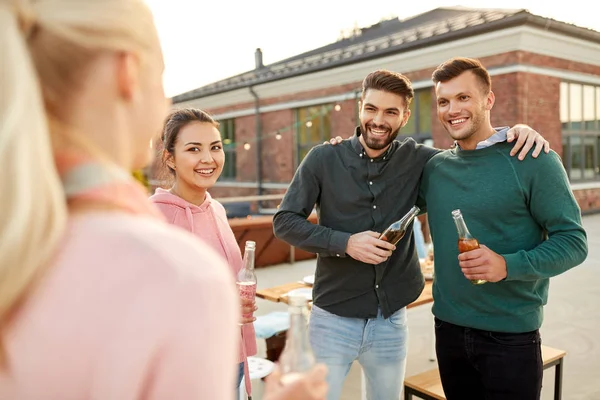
[0, 0, 158, 363]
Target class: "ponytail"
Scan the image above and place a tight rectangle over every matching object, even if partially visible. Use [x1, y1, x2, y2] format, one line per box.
[0, 4, 67, 363]
[0, 0, 160, 366]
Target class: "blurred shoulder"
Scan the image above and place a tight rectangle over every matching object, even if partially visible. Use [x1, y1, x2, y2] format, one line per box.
[66, 213, 230, 284]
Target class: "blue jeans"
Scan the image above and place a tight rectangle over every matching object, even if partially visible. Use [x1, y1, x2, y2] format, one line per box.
[236, 362, 244, 400]
[435, 317, 542, 400]
[309, 305, 408, 400]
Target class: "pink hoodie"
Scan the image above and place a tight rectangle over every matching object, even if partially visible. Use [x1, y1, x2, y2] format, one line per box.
[149, 188, 257, 363]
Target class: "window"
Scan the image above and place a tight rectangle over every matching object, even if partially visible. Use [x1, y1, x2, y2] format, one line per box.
[219, 118, 236, 179]
[401, 88, 433, 143]
[295, 104, 333, 165]
[560, 82, 600, 181]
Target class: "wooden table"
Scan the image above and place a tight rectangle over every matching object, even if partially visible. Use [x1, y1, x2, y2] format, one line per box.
[256, 280, 433, 308]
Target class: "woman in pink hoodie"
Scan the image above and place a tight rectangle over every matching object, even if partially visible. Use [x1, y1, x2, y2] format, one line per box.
[149, 108, 258, 399]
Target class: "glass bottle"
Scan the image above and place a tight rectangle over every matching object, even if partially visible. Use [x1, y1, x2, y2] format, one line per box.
[451, 209, 486, 285]
[236, 240, 257, 322]
[379, 205, 421, 246]
[279, 296, 316, 385]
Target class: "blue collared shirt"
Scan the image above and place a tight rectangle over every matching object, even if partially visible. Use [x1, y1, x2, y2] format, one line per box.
[455, 126, 510, 150]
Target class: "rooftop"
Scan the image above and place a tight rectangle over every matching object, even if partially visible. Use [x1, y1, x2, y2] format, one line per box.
[173, 6, 600, 103]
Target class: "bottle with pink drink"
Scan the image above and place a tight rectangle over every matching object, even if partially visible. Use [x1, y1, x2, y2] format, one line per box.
[236, 240, 257, 323]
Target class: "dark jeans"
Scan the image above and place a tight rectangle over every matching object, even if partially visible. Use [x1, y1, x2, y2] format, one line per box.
[435, 317, 542, 400]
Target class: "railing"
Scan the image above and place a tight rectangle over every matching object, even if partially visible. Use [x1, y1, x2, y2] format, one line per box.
[215, 194, 285, 204]
[215, 193, 317, 267]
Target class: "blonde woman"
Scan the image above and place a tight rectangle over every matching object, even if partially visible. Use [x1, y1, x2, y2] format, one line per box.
[0, 1, 326, 399]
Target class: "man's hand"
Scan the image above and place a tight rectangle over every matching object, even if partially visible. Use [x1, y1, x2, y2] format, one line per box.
[458, 244, 507, 283]
[323, 136, 343, 145]
[346, 231, 395, 264]
[264, 364, 328, 400]
[507, 124, 550, 160]
[239, 297, 257, 324]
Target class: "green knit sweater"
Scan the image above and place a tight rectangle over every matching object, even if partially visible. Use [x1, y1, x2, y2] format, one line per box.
[420, 141, 588, 332]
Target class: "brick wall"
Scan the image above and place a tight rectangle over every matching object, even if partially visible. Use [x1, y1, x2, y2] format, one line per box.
[232, 109, 296, 183]
[517, 73, 563, 156]
[331, 98, 360, 139]
[573, 187, 600, 214]
[232, 114, 257, 182]
[262, 109, 295, 182]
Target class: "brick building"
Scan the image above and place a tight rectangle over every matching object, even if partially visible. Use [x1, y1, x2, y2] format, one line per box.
[163, 6, 600, 214]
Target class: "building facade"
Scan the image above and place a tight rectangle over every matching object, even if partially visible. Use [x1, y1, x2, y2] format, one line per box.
[160, 7, 600, 214]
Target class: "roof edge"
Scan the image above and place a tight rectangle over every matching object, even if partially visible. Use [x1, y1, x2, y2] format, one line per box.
[172, 11, 600, 103]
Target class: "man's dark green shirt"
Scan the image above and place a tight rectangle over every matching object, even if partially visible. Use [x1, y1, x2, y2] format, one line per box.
[273, 129, 439, 318]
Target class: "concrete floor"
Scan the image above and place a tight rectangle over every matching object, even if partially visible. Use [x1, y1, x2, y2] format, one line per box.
[250, 213, 600, 400]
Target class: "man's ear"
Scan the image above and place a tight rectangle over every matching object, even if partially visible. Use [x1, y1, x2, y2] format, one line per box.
[486, 91, 496, 111]
[116, 52, 140, 101]
[401, 108, 412, 127]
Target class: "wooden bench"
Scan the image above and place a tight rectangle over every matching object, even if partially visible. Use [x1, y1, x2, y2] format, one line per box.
[404, 345, 566, 400]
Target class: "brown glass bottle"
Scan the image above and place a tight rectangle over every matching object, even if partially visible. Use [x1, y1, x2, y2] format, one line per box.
[379, 206, 420, 246]
[452, 209, 486, 285]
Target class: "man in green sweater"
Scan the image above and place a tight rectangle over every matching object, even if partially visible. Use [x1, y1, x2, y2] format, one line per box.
[420, 57, 588, 399]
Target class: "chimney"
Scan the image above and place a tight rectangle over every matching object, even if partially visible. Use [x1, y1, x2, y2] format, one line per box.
[255, 48, 264, 69]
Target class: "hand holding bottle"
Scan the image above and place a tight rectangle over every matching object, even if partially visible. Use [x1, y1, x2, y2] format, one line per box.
[346, 231, 395, 264]
[452, 209, 487, 285]
[264, 364, 328, 400]
[237, 241, 258, 323]
[239, 297, 258, 324]
[379, 206, 421, 246]
[458, 244, 508, 283]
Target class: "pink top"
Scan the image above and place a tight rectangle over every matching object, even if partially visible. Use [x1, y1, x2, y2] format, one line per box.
[0, 213, 238, 400]
[149, 188, 257, 362]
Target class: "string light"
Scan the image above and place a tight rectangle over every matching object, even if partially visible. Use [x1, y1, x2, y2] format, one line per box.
[215, 103, 337, 148]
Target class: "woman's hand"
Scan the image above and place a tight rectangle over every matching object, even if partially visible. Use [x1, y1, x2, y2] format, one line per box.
[240, 297, 257, 324]
[264, 364, 329, 400]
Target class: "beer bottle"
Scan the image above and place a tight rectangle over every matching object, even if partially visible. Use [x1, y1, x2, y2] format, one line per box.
[279, 296, 316, 385]
[379, 205, 420, 246]
[451, 209, 486, 285]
